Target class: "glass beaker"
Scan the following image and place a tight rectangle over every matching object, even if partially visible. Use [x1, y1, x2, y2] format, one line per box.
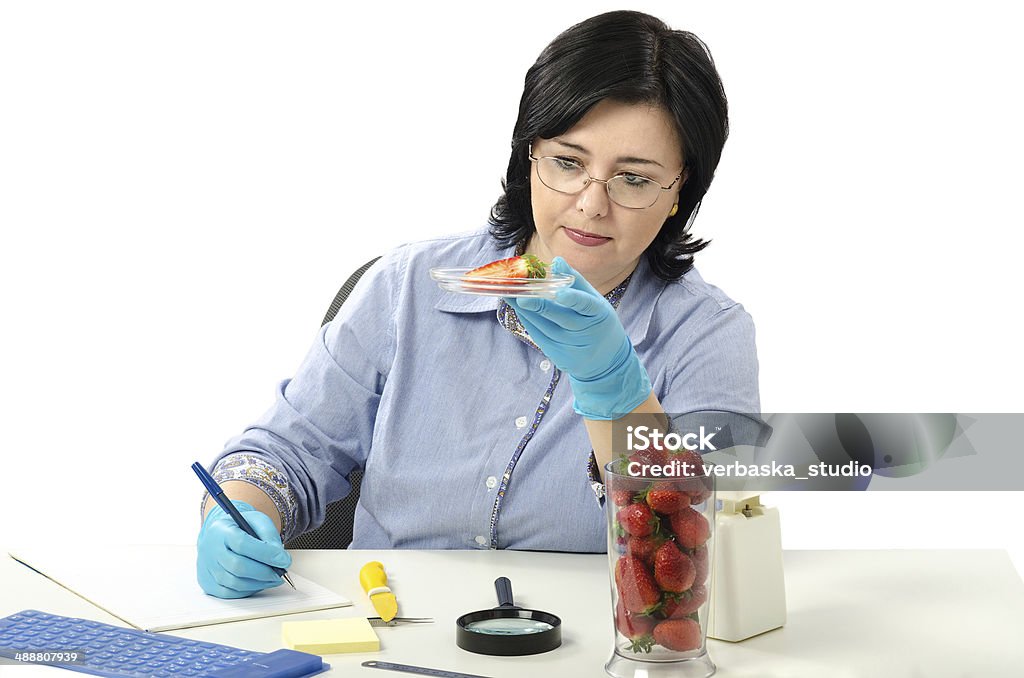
[604, 454, 716, 678]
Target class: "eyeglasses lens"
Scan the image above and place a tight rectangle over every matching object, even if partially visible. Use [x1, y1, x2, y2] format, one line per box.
[536, 157, 659, 209]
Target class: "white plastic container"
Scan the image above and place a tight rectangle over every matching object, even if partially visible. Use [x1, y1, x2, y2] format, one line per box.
[707, 492, 787, 642]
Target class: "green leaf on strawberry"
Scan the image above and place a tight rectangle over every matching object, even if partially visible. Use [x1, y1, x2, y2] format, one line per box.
[627, 634, 655, 653]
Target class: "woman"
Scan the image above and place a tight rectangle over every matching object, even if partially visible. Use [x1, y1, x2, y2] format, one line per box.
[196, 10, 758, 598]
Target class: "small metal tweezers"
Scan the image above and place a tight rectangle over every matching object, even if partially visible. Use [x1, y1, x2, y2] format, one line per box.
[367, 617, 434, 627]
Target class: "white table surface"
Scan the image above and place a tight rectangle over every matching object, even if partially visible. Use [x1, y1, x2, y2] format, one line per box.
[2, 548, 1023, 678]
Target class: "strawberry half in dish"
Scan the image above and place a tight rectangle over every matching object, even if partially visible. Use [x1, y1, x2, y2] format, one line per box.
[464, 254, 548, 283]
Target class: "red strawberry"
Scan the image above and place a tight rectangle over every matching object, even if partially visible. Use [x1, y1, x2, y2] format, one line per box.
[645, 486, 690, 514]
[668, 584, 707, 617]
[667, 450, 711, 502]
[657, 595, 680, 619]
[686, 481, 713, 505]
[659, 584, 708, 619]
[611, 489, 635, 506]
[653, 618, 703, 651]
[690, 544, 709, 584]
[653, 541, 696, 593]
[615, 556, 662, 614]
[668, 449, 705, 478]
[629, 442, 669, 469]
[627, 535, 665, 565]
[465, 254, 547, 280]
[615, 598, 657, 642]
[670, 507, 710, 549]
[618, 502, 658, 538]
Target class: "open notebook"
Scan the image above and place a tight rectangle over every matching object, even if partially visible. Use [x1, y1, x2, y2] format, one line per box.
[9, 544, 351, 632]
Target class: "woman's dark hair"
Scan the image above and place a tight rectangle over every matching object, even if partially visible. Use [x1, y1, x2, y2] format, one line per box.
[489, 10, 729, 280]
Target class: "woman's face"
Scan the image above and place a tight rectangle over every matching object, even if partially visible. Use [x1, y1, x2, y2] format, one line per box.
[526, 98, 686, 294]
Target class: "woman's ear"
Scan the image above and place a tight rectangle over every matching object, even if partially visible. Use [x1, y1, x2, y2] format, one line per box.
[669, 168, 688, 215]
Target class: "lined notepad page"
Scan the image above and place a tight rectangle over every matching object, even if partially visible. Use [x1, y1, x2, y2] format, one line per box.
[8, 544, 351, 632]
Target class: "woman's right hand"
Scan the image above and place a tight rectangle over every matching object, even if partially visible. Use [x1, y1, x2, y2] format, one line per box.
[196, 500, 292, 598]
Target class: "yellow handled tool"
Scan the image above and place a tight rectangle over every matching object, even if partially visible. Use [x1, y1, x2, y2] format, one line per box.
[360, 561, 398, 623]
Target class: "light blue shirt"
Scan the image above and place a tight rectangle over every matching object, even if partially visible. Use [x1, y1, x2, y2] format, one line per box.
[208, 227, 759, 552]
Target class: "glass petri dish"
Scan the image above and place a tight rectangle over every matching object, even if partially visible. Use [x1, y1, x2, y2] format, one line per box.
[429, 267, 575, 299]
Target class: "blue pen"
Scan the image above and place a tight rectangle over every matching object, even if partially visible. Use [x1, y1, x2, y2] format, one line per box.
[192, 462, 296, 590]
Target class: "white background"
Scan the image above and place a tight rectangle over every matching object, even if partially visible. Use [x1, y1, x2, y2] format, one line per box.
[1, 2, 1022, 577]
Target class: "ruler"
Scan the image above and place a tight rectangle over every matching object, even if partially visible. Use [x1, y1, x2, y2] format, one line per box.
[362, 659, 493, 678]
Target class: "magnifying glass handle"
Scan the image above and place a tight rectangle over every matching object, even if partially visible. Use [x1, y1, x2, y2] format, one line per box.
[495, 577, 516, 608]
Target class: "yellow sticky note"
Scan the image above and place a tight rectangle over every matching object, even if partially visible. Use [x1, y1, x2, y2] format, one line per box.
[281, 618, 380, 654]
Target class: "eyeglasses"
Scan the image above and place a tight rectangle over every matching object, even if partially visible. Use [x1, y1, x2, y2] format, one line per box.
[528, 143, 684, 209]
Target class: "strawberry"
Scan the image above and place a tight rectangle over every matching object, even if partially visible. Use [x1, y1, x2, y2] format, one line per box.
[618, 502, 659, 538]
[653, 541, 696, 593]
[653, 618, 702, 651]
[465, 254, 547, 280]
[661, 584, 707, 618]
[645, 486, 690, 514]
[629, 442, 669, 468]
[611, 489, 635, 506]
[615, 556, 662, 614]
[670, 507, 710, 549]
[690, 544, 709, 584]
[657, 594, 680, 619]
[627, 535, 665, 565]
[615, 598, 657, 652]
[686, 481, 713, 505]
[666, 450, 712, 503]
[667, 449, 705, 478]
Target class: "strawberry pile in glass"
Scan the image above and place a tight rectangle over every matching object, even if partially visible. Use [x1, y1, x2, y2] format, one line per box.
[608, 445, 713, 656]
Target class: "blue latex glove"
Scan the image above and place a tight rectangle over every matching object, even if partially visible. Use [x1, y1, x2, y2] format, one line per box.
[505, 256, 652, 420]
[196, 500, 292, 599]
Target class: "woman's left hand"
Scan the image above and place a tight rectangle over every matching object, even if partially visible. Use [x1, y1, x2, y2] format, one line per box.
[504, 257, 652, 420]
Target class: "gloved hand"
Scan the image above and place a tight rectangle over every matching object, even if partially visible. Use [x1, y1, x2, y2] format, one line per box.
[505, 256, 652, 420]
[196, 500, 292, 599]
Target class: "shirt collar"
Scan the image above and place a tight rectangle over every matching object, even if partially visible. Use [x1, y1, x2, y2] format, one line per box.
[616, 254, 660, 347]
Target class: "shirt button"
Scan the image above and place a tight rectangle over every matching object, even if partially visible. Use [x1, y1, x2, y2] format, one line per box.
[540, 359, 551, 371]
[485, 476, 497, 489]
[475, 535, 487, 546]
[515, 416, 528, 429]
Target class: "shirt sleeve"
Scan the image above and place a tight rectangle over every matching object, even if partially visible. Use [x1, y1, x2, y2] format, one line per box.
[661, 302, 761, 416]
[205, 247, 404, 541]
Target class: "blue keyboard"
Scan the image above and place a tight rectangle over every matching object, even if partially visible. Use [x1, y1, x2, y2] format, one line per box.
[0, 610, 329, 677]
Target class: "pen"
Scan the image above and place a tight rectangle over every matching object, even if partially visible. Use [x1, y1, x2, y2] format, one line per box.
[191, 461, 296, 590]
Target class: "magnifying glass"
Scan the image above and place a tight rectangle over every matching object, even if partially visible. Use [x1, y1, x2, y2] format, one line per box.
[455, 577, 562, 656]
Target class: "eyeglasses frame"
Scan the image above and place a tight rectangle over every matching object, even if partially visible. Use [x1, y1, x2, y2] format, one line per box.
[527, 142, 685, 210]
